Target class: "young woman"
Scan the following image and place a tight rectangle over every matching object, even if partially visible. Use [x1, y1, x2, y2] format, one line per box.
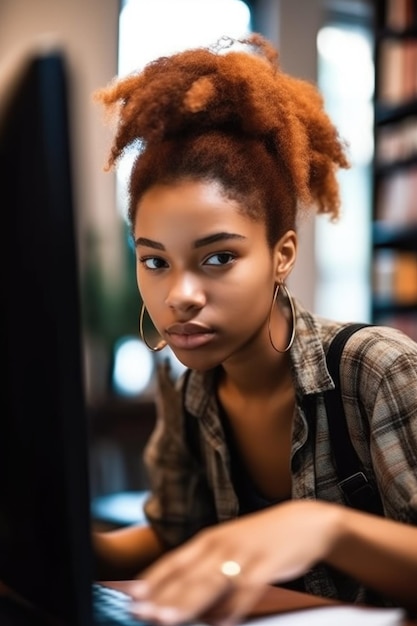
[93, 33, 417, 624]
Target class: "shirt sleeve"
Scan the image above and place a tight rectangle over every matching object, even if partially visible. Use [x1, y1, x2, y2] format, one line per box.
[344, 326, 417, 525]
[143, 362, 217, 549]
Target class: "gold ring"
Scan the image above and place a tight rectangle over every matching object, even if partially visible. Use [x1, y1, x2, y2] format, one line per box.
[220, 560, 241, 578]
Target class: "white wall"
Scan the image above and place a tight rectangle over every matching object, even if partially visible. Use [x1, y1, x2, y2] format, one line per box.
[0, 0, 122, 278]
[0, 0, 123, 397]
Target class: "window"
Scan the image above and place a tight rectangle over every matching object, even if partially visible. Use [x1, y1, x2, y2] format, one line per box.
[119, 0, 252, 77]
[315, 7, 374, 322]
[116, 0, 252, 220]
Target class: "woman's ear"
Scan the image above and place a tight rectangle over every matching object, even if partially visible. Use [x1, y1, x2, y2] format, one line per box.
[273, 230, 297, 282]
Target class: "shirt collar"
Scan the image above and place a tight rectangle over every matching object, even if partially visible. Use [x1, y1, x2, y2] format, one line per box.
[290, 299, 334, 396]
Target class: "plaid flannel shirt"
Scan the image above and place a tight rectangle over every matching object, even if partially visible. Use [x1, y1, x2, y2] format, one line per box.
[143, 300, 417, 605]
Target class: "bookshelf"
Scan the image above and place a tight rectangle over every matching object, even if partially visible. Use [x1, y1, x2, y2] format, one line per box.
[372, 0, 417, 341]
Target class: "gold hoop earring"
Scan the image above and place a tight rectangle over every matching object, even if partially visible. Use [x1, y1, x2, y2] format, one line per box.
[139, 303, 167, 352]
[268, 282, 296, 353]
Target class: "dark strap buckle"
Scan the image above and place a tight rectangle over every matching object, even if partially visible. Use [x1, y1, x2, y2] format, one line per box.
[338, 472, 380, 513]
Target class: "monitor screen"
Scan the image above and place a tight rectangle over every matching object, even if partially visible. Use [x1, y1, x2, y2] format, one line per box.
[1, 46, 93, 624]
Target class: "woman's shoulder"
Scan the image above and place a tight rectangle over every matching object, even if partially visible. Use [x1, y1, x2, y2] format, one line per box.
[294, 299, 417, 386]
[325, 322, 417, 366]
[311, 315, 417, 420]
[314, 315, 417, 401]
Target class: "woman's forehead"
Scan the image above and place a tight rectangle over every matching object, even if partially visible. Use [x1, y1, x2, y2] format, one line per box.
[134, 179, 267, 246]
[136, 180, 254, 225]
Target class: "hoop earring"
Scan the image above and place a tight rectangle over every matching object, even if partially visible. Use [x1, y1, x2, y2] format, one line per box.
[139, 303, 167, 352]
[268, 282, 296, 353]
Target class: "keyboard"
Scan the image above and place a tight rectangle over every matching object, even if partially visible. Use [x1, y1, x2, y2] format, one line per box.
[92, 583, 145, 626]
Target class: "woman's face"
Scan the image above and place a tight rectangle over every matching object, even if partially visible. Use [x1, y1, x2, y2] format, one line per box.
[134, 179, 284, 371]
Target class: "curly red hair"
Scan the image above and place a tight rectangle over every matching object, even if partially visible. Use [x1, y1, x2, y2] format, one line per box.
[94, 33, 349, 245]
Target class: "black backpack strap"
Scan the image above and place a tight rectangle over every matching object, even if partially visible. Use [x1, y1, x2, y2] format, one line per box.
[325, 323, 383, 515]
[182, 369, 202, 462]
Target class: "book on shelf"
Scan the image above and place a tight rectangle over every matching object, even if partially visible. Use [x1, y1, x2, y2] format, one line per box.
[375, 167, 417, 224]
[376, 117, 417, 165]
[385, 0, 416, 31]
[373, 249, 417, 304]
[378, 38, 417, 105]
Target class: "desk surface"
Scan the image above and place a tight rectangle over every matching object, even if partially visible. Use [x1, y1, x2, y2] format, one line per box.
[0, 579, 416, 626]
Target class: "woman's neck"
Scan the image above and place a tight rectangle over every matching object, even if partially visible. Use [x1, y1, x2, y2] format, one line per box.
[219, 344, 292, 399]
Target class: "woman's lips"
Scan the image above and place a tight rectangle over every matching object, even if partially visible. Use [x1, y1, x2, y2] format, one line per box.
[166, 322, 215, 349]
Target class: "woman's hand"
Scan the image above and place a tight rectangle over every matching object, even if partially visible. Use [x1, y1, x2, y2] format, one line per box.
[129, 500, 342, 625]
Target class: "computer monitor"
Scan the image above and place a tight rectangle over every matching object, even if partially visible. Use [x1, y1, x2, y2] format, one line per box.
[1, 45, 93, 624]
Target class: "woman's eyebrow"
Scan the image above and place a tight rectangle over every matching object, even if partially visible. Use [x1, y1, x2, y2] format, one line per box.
[135, 232, 246, 250]
[194, 232, 246, 248]
[135, 237, 165, 250]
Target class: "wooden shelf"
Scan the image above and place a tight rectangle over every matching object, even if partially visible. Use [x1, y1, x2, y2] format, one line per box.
[372, 300, 417, 316]
[377, 26, 417, 40]
[375, 153, 417, 177]
[371, 0, 417, 341]
[373, 222, 417, 249]
[375, 98, 417, 125]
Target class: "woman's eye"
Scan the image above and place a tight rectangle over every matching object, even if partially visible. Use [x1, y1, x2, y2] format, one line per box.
[140, 257, 168, 270]
[205, 252, 235, 266]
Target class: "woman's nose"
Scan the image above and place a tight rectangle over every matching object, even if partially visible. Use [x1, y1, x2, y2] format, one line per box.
[165, 273, 206, 312]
